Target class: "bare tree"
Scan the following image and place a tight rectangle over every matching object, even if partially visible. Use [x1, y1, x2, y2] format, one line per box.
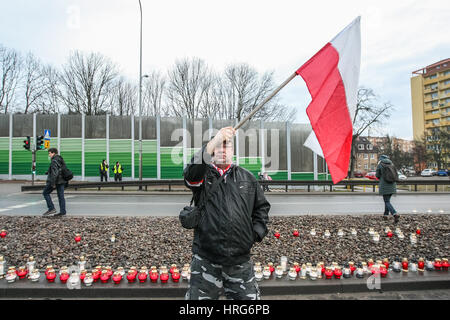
[348, 87, 394, 177]
[142, 71, 166, 116]
[166, 57, 214, 118]
[0, 44, 22, 113]
[21, 53, 48, 114]
[32, 65, 62, 114]
[112, 77, 137, 116]
[222, 63, 296, 121]
[59, 51, 118, 115]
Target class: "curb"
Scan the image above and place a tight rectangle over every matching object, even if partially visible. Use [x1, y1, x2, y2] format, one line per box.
[1, 271, 449, 299]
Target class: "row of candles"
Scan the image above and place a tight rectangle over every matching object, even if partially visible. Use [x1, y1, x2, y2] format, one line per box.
[254, 257, 449, 281]
[275, 227, 422, 244]
[0, 255, 191, 285]
[0, 255, 448, 285]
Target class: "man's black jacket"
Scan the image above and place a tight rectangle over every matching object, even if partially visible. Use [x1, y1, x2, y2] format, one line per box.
[46, 155, 66, 186]
[183, 145, 270, 266]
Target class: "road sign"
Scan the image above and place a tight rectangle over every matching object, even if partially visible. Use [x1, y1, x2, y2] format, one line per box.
[44, 129, 51, 140]
[44, 140, 50, 149]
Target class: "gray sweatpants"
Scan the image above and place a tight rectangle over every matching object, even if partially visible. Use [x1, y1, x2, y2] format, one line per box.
[185, 254, 260, 300]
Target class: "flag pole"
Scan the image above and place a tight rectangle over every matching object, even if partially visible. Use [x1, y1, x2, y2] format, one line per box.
[234, 72, 297, 130]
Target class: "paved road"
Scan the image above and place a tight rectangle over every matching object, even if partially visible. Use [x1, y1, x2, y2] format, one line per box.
[1, 182, 449, 216]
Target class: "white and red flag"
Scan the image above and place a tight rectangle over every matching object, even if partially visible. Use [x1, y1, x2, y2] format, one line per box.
[296, 17, 361, 184]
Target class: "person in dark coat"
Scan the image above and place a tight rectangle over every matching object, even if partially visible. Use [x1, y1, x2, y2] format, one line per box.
[376, 154, 399, 223]
[100, 160, 109, 182]
[42, 148, 67, 217]
[183, 126, 270, 300]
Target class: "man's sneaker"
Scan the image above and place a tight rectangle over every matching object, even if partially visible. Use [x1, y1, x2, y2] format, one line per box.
[394, 214, 400, 223]
[52, 212, 66, 218]
[383, 215, 388, 221]
[43, 209, 56, 216]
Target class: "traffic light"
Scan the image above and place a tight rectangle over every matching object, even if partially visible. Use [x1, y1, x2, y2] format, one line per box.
[23, 136, 31, 151]
[36, 135, 44, 150]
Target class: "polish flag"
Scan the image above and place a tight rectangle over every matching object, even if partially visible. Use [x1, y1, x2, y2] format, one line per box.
[296, 17, 361, 184]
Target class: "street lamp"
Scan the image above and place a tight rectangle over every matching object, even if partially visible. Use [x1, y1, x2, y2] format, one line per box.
[138, 0, 147, 186]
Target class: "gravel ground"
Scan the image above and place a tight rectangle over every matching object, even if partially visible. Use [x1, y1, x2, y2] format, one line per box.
[0, 214, 448, 270]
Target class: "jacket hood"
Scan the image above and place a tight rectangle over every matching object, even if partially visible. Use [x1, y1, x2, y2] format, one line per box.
[379, 155, 392, 165]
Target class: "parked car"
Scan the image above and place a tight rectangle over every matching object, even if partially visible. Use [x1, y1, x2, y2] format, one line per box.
[421, 169, 434, 177]
[397, 171, 407, 181]
[437, 169, 449, 176]
[354, 171, 365, 178]
[365, 172, 379, 180]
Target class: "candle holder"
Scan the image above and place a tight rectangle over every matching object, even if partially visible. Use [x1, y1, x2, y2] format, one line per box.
[253, 262, 261, 273]
[383, 258, 390, 269]
[80, 269, 87, 282]
[117, 267, 125, 277]
[300, 264, 307, 280]
[138, 269, 148, 283]
[126, 270, 136, 283]
[110, 234, 116, 243]
[130, 266, 138, 276]
[434, 258, 442, 270]
[28, 269, 40, 282]
[310, 228, 316, 236]
[46, 269, 56, 283]
[17, 266, 27, 279]
[425, 260, 434, 271]
[44, 265, 52, 276]
[380, 265, 388, 278]
[150, 269, 159, 283]
[59, 266, 68, 276]
[334, 266, 342, 279]
[92, 269, 100, 282]
[361, 262, 369, 274]
[367, 259, 374, 268]
[397, 233, 405, 240]
[288, 267, 297, 280]
[280, 256, 288, 272]
[69, 271, 80, 287]
[112, 272, 122, 284]
[324, 267, 333, 279]
[100, 270, 109, 283]
[324, 229, 331, 238]
[387, 230, 393, 238]
[337, 229, 344, 237]
[409, 262, 418, 272]
[0, 256, 5, 279]
[74, 233, 81, 243]
[348, 261, 356, 274]
[293, 229, 299, 237]
[351, 228, 357, 236]
[442, 258, 449, 270]
[274, 231, 280, 239]
[169, 264, 177, 275]
[355, 268, 364, 278]
[60, 270, 70, 283]
[372, 233, 380, 243]
[418, 258, 425, 271]
[78, 256, 86, 272]
[368, 228, 375, 236]
[268, 262, 275, 274]
[275, 266, 284, 279]
[26, 256, 36, 274]
[255, 268, 264, 282]
[310, 267, 318, 281]
[392, 261, 401, 273]
[160, 270, 169, 283]
[181, 267, 189, 281]
[316, 263, 324, 279]
[106, 266, 113, 278]
[401, 258, 409, 272]
[6, 270, 17, 283]
[343, 266, 351, 278]
[416, 227, 421, 235]
[0, 229, 7, 238]
[84, 273, 93, 286]
[293, 262, 301, 273]
[263, 266, 271, 280]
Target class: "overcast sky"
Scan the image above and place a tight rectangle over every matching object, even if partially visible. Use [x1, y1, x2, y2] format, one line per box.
[1, 0, 449, 139]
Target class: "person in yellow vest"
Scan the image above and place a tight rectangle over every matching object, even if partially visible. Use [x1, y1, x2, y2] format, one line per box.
[99, 160, 109, 182]
[113, 161, 123, 182]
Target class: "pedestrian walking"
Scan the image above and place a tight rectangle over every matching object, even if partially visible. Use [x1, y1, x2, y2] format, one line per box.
[376, 154, 400, 223]
[181, 126, 270, 300]
[113, 161, 123, 182]
[100, 160, 109, 182]
[263, 172, 272, 192]
[42, 148, 67, 217]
